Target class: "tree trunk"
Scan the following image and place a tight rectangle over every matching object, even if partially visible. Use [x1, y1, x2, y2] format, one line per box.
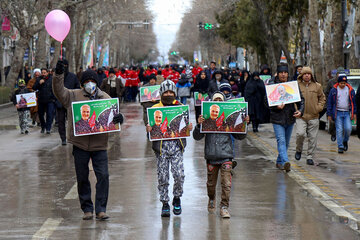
[5, 38, 28, 88]
[331, 0, 344, 68]
[308, 0, 324, 86]
[349, 4, 360, 68]
[75, 9, 87, 70]
[50, 41, 61, 69]
[323, 4, 334, 72]
[99, 27, 112, 67]
[35, 28, 48, 68]
[0, 17, 5, 86]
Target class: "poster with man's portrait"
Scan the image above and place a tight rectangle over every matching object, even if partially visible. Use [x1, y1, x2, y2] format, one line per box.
[194, 92, 210, 106]
[72, 98, 120, 136]
[201, 101, 248, 134]
[16, 92, 36, 108]
[259, 75, 272, 85]
[140, 85, 161, 102]
[265, 81, 301, 107]
[147, 105, 190, 141]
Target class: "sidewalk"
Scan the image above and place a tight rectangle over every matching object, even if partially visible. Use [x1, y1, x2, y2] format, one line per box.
[247, 123, 360, 231]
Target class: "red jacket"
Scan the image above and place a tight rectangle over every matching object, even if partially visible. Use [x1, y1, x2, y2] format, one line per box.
[170, 71, 180, 85]
[125, 70, 140, 87]
[162, 69, 171, 79]
[192, 67, 203, 81]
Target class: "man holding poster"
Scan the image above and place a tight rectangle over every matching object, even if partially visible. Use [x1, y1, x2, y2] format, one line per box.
[267, 64, 304, 172]
[53, 60, 124, 221]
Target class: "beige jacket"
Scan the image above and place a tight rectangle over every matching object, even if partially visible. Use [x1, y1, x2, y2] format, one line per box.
[52, 73, 110, 151]
[297, 78, 326, 121]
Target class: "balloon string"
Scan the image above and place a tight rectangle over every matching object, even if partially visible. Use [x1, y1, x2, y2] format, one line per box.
[60, 42, 63, 60]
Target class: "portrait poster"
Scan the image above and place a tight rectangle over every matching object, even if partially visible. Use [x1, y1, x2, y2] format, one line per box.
[147, 105, 190, 141]
[265, 81, 301, 107]
[259, 75, 272, 85]
[140, 85, 161, 102]
[194, 92, 210, 106]
[227, 97, 245, 103]
[200, 101, 247, 134]
[16, 92, 36, 108]
[72, 98, 120, 137]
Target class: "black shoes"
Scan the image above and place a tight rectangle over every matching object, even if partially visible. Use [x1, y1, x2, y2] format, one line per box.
[331, 135, 336, 142]
[283, 162, 291, 172]
[295, 151, 301, 160]
[41, 128, 45, 133]
[232, 160, 237, 169]
[306, 159, 314, 165]
[172, 197, 182, 215]
[276, 163, 284, 170]
[338, 148, 344, 154]
[161, 202, 170, 217]
[61, 139, 67, 145]
[343, 142, 348, 151]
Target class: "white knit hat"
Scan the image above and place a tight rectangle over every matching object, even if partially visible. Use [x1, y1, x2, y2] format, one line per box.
[33, 68, 41, 74]
[160, 80, 177, 96]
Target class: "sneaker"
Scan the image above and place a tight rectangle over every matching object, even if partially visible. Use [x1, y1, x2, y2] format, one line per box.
[82, 212, 93, 220]
[46, 130, 51, 134]
[161, 202, 170, 217]
[343, 142, 348, 151]
[41, 128, 45, 133]
[208, 199, 216, 213]
[172, 197, 182, 215]
[338, 148, 344, 154]
[331, 135, 336, 142]
[295, 151, 301, 160]
[21, 131, 24, 134]
[306, 159, 314, 165]
[61, 139, 67, 145]
[96, 212, 109, 220]
[283, 162, 291, 172]
[220, 206, 231, 218]
[276, 163, 284, 170]
[25, 130, 29, 134]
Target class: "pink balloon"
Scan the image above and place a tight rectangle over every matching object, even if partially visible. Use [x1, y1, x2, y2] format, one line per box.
[44, 10, 71, 42]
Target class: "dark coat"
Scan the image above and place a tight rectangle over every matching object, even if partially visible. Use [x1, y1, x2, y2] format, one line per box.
[193, 71, 209, 94]
[33, 75, 56, 103]
[267, 77, 304, 126]
[245, 77, 266, 121]
[193, 124, 246, 164]
[11, 87, 30, 111]
[56, 72, 80, 108]
[208, 79, 229, 97]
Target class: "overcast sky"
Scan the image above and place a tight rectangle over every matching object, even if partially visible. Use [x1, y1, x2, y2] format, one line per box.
[147, 0, 192, 62]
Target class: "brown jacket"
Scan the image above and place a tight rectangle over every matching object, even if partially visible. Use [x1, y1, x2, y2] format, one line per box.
[297, 78, 326, 121]
[100, 77, 125, 97]
[52, 73, 111, 151]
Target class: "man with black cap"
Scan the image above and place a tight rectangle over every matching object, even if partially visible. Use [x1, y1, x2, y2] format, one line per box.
[52, 60, 124, 220]
[267, 64, 304, 172]
[327, 74, 357, 153]
[55, 59, 80, 145]
[208, 70, 229, 96]
[100, 68, 125, 103]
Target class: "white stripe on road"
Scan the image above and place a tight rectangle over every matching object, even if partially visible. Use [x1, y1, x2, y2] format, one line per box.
[32, 218, 63, 240]
[64, 182, 78, 199]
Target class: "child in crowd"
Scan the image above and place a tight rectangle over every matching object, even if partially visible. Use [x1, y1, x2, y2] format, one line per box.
[11, 79, 31, 134]
[193, 91, 248, 218]
[146, 80, 193, 217]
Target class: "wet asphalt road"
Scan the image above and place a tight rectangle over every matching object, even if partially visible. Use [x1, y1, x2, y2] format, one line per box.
[0, 102, 359, 239]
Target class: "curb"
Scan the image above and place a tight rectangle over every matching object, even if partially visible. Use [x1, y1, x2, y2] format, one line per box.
[247, 131, 360, 233]
[0, 102, 12, 110]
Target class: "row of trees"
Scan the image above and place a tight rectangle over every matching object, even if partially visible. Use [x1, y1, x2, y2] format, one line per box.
[0, 0, 158, 88]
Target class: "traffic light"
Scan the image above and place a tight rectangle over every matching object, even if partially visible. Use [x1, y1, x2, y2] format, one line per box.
[170, 51, 177, 55]
[204, 23, 213, 30]
[198, 22, 203, 31]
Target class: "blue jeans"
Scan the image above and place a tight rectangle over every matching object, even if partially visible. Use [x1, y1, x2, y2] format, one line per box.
[335, 111, 352, 149]
[180, 97, 187, 105]
[273, 123, 294, 165]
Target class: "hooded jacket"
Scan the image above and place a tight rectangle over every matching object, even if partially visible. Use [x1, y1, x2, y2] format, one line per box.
[297, 68, 326, 121]
[327, 82, 356, 120]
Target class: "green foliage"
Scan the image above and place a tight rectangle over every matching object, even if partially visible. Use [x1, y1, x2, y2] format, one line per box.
[0, 86, 11, 104]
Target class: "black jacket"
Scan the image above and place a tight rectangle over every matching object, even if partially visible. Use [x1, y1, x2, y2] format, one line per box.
[193, 124, 246, 164]
[208, 79, 229, 97]
[193, 71, 210, 94]
[33, 75, 56, 104]
[11, 87, 30, 111]
[267, 77, 304, 126]
[245, 77, 266, 120]
[56, 72, 80, 108]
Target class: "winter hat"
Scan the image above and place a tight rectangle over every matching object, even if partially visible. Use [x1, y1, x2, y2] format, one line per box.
[160, 79, 177, 96]
[80, 69, 98, 86]
[298, 66, 314, 81]
[231, 84, 239, 93]
[252, 71, 260, 78]
[219, 83, 232, 93]
[109, 68, 116, 75]
[148, 74, 156, 81]
[18, 79, 25, 85]
[337, 74, 347, 83]
[63, 59, 69, 66]
[212, 91, 225, 101]
[277, 64, 289, 73]
[33, 68, 41, 74]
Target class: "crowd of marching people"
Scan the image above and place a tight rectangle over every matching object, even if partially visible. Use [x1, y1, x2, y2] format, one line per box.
[9, 59, 360, 220]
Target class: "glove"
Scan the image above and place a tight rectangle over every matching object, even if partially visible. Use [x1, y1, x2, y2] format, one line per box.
[112, 113, 124, 125]
[55, 60, 64, 75]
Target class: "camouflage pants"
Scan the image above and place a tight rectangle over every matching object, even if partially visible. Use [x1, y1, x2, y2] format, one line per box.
[207, 161, 232, 207]
[155, 141, 185, 202]
[18, 110, 30, 133]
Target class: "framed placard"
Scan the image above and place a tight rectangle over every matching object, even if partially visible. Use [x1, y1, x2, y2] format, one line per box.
[140, 85, 161, 102]
[16, 92, 36, 108]
[72, 98, 120, 136]
[194, 92, 210, 106]
[265, 81, 301, 107]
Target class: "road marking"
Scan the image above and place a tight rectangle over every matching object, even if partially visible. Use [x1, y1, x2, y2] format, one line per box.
[64, 183, 78, 199]
[32, 218, 63, 240]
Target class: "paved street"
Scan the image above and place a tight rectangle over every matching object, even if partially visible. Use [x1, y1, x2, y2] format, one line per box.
[1, 102, 360, 239]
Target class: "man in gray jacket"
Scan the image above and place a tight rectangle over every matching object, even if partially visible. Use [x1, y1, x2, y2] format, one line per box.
[53, 60, 124, 221]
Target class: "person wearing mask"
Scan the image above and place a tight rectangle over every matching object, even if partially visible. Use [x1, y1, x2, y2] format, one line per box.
[267, 64, 304, 172]
[141, 74, 160, 125]
[53, 60, 124, 220]
[208, 70, 229, 96]
[100, 68, 125, 103]
[55, 59, 80, 145]
[11, 79, 31, 134]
